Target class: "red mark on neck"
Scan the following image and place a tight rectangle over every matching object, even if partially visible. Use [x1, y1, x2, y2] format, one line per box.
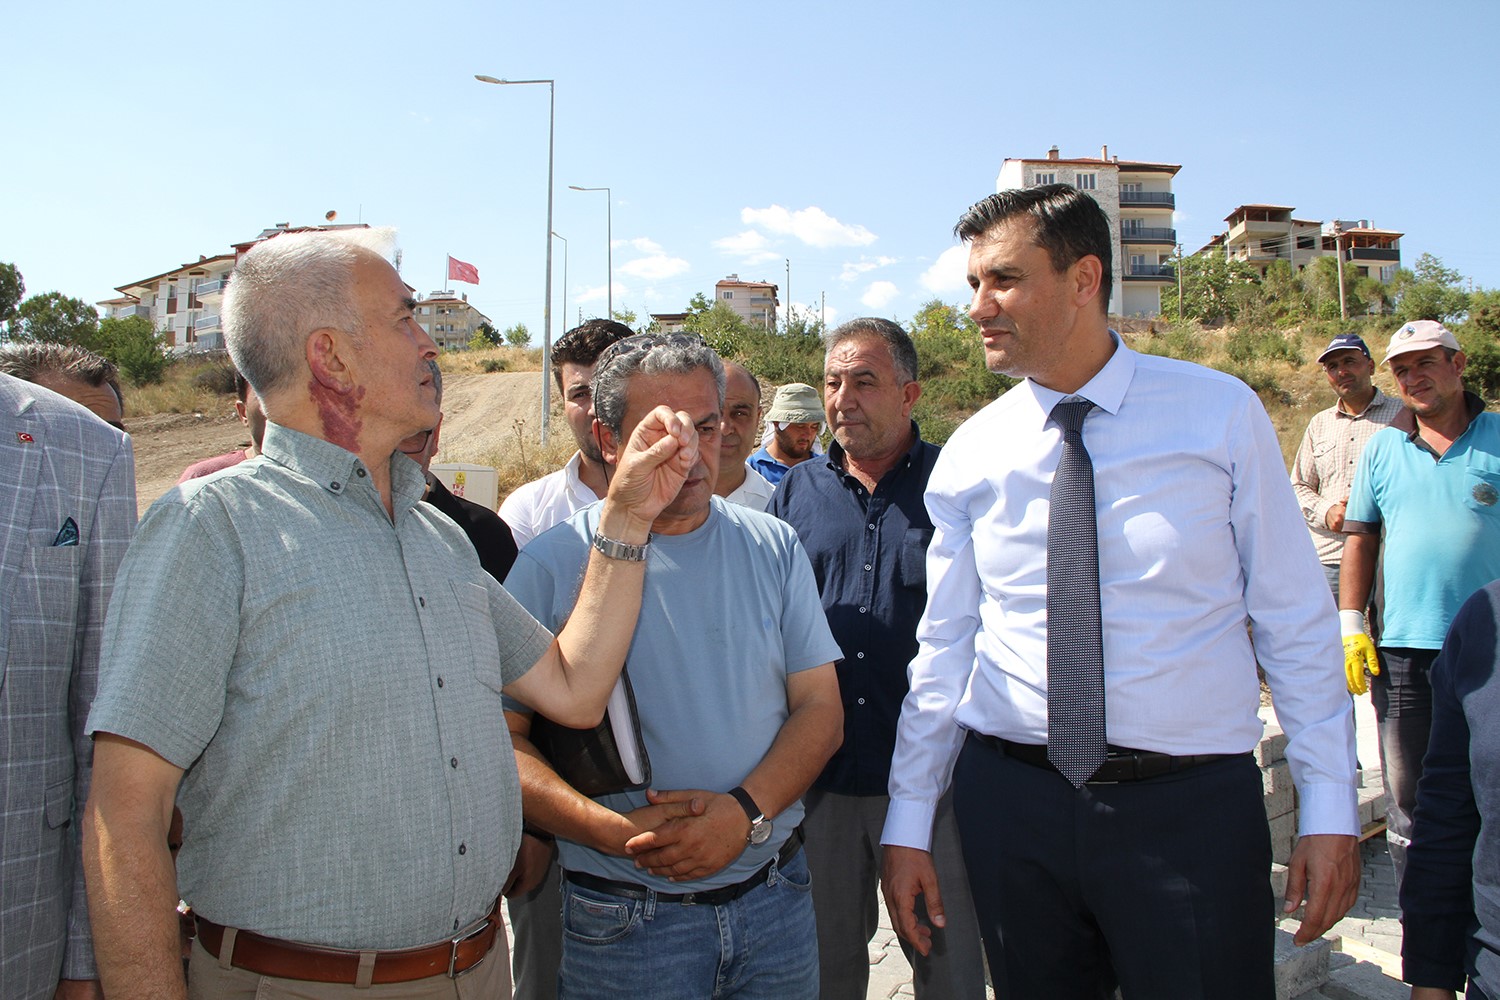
[308, 378, 365, 453]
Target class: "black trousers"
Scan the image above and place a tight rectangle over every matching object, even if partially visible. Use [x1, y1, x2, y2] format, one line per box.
[952, 733, 1274, 1000]
[1370, 646, 1438, 891]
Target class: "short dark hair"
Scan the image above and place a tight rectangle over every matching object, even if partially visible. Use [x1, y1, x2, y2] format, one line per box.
[723, 360, 761, 401]
[825, 317, 919, 384]
[0, 342, 123, 406]
[954, 184, 1113, 312]
[550, 319, 636, 389]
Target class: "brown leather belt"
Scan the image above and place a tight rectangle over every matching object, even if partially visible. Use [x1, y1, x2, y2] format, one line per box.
[975, 732, 1245, 783]
[194, 899, 499, 984]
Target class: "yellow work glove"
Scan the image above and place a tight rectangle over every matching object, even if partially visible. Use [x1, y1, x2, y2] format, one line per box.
[1339, 610, 1380, 696]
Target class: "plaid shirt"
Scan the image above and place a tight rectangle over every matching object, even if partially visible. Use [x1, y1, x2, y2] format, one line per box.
[1291, 389, 1409, 565]
[0, 374, 136, 994]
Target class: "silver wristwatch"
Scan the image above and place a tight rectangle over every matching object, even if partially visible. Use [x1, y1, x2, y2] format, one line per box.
[728, 786, 773, 846]
[591, 530, 650, 562]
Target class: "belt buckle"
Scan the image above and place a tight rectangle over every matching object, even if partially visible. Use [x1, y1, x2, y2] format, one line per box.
[448, 915, 491, 978]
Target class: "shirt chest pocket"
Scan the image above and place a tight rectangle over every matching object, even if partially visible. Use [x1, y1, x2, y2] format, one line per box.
[449, 580, 507, 696]
[899, 527, 933, 591]
[1464, 470, 1500, 515]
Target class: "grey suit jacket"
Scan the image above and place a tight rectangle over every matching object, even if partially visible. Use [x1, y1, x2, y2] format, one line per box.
[0, 373, 135, 996]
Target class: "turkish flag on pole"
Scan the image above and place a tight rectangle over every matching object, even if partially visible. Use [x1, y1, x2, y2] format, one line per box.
[447, 255, 480, 285]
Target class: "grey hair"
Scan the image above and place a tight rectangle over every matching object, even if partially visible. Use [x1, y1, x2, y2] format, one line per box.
[591, 335, 725, 438]
[0, 342, 123, 404]
[222, 227, 397, 398]
[824, 317, 919, 384]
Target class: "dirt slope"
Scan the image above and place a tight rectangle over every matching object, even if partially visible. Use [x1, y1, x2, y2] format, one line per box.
[131, 372, 543, 515]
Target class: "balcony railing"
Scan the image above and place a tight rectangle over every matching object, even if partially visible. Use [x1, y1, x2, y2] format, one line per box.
[1119, 190, 1175, 208]
[194, 278, 228, 301]
[1120, 227, 1176, 243]
[194, 313, 222, 333]
[1125, 264, 1175, 280]
[1345, 247, 1400, 263]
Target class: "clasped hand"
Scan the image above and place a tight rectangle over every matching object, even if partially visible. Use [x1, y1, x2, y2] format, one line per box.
[624, 789, 750, 882]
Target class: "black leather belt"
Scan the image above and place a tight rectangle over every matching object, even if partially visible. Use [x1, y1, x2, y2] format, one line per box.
[975, 732, 1245, 783]
[563, 826, 803, 906]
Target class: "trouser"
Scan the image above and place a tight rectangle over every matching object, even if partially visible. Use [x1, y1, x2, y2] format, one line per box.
[953, 733, 1273, 1000]
[1371, 646, 1438, 890]
[557, 851, 818, 999]
[186, 931, 511, 999]
[508, 862, 562, 1000]
[802, 787, 987, 999]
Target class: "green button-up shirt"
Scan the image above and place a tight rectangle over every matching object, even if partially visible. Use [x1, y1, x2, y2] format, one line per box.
[89, 424, 552, 949]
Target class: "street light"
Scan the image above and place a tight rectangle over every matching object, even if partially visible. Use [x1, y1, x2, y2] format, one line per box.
[476, 73, 555, 444]
[551, 231, 568, 332]
[569, 184, 611, 319]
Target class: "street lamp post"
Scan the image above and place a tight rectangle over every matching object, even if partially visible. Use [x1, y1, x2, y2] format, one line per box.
[476, 73, 554, 444]
[569, 185, 611, 319]
[551, 231, 567, 335]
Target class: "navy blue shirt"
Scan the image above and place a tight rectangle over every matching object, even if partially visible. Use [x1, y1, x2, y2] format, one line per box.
[770, 425, 940, 795]
[1402, 580, 1500, 996]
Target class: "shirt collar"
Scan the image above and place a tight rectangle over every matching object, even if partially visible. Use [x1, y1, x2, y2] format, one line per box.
[1025, 330, 1134, 420]
[1335, 387, 1389, 418]
[1403, 391, 1489, 442]
[826, 419, 925, 477]
[260, 422, 428, 511]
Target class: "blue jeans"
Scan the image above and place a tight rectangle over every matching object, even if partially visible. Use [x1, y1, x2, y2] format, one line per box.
[558, 851, 818, 1000]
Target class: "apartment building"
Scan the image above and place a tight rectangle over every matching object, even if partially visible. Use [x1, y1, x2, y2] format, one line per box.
[1197, 208, 1402, 284]
[996, 145, 1181, 317]
[413, 290, 492, 351]
[100, 222, 372, 354]
[715, 274, 779, 329]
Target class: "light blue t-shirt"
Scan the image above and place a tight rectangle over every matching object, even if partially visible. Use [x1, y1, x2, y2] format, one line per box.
[1346, 408, 1500, 648]
[505, 496, 841, 892]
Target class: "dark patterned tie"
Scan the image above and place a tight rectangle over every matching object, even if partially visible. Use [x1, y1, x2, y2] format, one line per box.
[1046, 399, 1106, 787]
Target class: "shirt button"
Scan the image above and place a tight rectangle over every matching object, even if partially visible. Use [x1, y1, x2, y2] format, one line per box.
[857, 697, 866, 705]
[419, 597, 426, 607]
[856, 651, 865, 659]
[450, 757, 459, 768]
[859, 607, 868, 614]
[863, 564, 872, 572]
[437, 676, 445, 688]
[330, 481, 341, 491]
[867, 523, 875, 531]
[357, 468, 367, 478]
[458, 843, 467, 855]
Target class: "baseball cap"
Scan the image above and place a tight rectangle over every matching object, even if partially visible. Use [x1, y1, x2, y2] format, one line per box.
[1382, 320, 1462, 365]
[1316, 334, 1371, 363]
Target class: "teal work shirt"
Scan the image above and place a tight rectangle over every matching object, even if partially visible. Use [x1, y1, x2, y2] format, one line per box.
[88, 424, 553, 949]
[1345, 394, 1500, 649]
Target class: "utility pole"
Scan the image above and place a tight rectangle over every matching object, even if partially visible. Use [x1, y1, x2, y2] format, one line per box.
[1175, 243, 1184, 322]
[784, 258, 791, 333]
[820, 290, 826, 330]
[1333, 224, 1348, 321]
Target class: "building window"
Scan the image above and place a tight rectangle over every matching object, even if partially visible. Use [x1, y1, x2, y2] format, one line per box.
[1122, 219, 1142, 235]
[722, 291, 733, 299]
[1122, 182, 1141, 196]
[1129, 254, 1147, 273]
[1076, 173, 1097, 191]
[1033, 172, 1056, 186]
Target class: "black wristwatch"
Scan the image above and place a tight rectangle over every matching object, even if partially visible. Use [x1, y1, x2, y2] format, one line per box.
[728, 786, 773, 846]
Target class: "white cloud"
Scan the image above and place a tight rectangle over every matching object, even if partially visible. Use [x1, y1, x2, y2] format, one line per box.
[616, 237, 663, 254]
[619, 254, 690, 281]
[839, 255, 899, 283]
[713, 230, 771, 254]
[740, 205, 876, 248]
[576, 280, 627, 305]
[919, 245, 970, 294]
[861, 281, 899, 309]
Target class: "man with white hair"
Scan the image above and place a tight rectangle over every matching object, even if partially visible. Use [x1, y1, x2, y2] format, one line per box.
[81, 228, 698, 1000]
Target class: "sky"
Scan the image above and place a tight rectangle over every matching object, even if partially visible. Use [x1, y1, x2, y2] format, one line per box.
[5, 0, 1497, 344]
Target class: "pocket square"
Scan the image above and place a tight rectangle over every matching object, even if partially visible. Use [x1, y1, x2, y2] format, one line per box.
[53, 517, 79, 547]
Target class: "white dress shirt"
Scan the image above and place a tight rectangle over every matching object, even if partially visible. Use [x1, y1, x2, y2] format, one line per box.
[723, 466, 776, 512]
[882, 336, 1358, 851]
[498, 451, 602, 548]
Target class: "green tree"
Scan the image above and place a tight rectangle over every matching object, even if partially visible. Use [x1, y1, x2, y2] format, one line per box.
[684, 300, 755, 357]
[687, 291, 713, 314]
[1392, 253, 1470, 323]
[1300, 256, 1366, 320]
[0, 263, 23, 331]
[96, 315, 173, 386]
[783, 308, 825, 341]
[1159, 253, 1259, 323]
[611, 308, 641, 331]
[504, 322, 531, 348]
[904, 298, 1014, 416]
[473, 321, 501, 347]
[14, 292, 100, 346]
